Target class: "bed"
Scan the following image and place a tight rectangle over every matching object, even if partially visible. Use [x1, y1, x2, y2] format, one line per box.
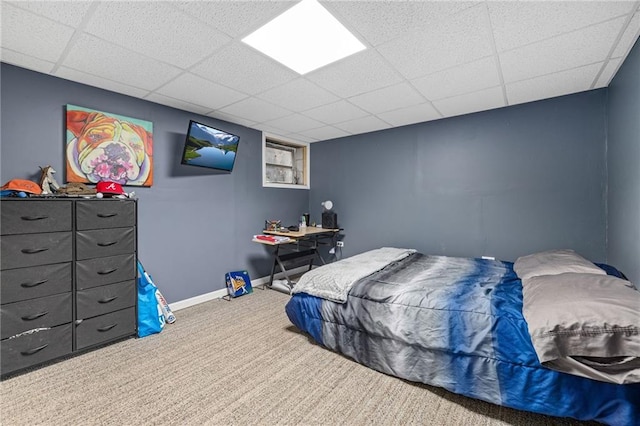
[285, 248, 640, 425]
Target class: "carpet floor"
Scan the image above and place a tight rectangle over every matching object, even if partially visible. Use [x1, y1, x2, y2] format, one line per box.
[1, 289, 595, 425]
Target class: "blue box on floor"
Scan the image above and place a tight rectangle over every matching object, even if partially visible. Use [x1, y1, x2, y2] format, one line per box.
[225, 270, 253, 298]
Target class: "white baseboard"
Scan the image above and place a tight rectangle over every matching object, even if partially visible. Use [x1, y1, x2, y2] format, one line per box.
[169, 265, 311, 312]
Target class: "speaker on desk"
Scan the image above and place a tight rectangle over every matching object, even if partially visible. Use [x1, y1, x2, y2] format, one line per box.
[322, 211, 338, 229]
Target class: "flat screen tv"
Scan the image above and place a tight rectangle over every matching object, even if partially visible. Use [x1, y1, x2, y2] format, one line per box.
[181, 120, 240, 172]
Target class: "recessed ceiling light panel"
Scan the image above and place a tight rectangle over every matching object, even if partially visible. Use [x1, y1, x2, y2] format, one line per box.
[242, 0, 366, 75]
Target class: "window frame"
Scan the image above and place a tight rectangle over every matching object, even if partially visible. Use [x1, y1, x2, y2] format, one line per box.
[262, 133, 310, 190]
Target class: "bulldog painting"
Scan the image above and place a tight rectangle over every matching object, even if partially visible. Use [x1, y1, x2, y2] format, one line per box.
[66, 104, 153, 186]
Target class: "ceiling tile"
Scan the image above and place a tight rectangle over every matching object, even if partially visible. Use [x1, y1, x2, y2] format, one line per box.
[506, 63, 602, 106]
[257, 78, 340, 112]
[433, 86, 505, 118]
[145, 93, 214, 116]
[258, 125, 317, 143]
[255, 124, 291, 139]
[412, 56, 501, 101]
[595, 58, 623, 88]
[155, 73, 247, 111]
[6, 0, 94, 27]
[297, 125, 350, 141]
[305, 49, 403, 98]
[348, 82, 425, 115]
[84, 2, 230, 69]
[0, 48, 55, 74]
[207, 111, 257, 129]
[303, 100, 369, 125]
[191, 42, 298, 96]
[323, 1, 478, 47]
[377, 4, 494, 79]
[171, 1, 293, 38]
[334, 115, 391, 134]
[283, 133, 316, 144]
[612, 11, 640, 58]
[63, 34, 183, 91]
[56, 66, 150, 99]
[261, 113, 325, 134]
[1, 4, 75, 63]
[488, 1, 635, 53]
[377, 103, 441, 128]
[500, 17, 627, 84]
[218, 97, 292, 124]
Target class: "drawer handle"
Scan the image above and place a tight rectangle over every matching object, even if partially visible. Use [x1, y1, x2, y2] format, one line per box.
[21, 279, 49, 288]
[21, 215, 49, 221]
[97, 213, 118, 218]
[97, 241, 118, 247]
[21, 247, 49, 254]
[97, 268, 117, 275]
[22, 311, 49, 321]
[21, 344, 49, 356]
[97, 323, 117, 332]
[98, 296, 118, 304]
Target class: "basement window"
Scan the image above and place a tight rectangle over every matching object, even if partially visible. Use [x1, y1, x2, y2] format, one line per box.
[262, 134, 310, 189]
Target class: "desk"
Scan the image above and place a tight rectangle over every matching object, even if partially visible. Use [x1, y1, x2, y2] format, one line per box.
[253, 227, 340, 292]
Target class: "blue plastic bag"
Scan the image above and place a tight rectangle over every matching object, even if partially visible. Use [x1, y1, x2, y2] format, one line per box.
[137, 261, 165, 337]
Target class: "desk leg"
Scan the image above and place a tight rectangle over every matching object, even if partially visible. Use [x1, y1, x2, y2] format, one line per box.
[267, 245, 295, 294]
[268, 245, 279, 288]
[308, 243, 321, 271]
[310, 237, 327, 266]
[275, 255, 295, 292]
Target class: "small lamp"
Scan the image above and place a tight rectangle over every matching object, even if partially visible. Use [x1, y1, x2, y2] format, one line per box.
[321, 200, 337, 229]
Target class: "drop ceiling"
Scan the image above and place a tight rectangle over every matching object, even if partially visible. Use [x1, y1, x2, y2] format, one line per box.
[2, 1, 639, 143]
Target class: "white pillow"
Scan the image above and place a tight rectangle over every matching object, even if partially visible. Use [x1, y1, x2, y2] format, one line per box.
[514, 249, 605, 280]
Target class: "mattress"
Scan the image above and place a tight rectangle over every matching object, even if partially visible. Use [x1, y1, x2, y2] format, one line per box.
[285, 253, 640, 425]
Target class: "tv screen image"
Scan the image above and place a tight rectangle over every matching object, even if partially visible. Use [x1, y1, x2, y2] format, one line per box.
[181, 120, 240, 172]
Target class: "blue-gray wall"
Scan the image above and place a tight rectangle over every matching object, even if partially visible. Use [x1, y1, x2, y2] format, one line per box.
[310, 90, 608, 264]
[0, 63, 309, 303]
[2, 52, 637, 304]
[607, 38, 640, 284]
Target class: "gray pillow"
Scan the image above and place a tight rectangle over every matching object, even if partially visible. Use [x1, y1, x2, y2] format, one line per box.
[522, 272, 640, 384]
[514, 249, 605, 280]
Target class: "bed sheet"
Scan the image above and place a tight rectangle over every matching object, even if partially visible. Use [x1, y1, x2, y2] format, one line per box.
[285, 253, 640, 425]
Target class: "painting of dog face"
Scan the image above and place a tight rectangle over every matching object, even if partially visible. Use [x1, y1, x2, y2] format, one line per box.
[66, 105, 153, 186]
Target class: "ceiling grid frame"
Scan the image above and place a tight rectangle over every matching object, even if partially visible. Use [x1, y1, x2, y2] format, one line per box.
[1, 0, 638, 142]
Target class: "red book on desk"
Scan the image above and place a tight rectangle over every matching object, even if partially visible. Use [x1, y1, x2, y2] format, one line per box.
[255, 234, 290, 243]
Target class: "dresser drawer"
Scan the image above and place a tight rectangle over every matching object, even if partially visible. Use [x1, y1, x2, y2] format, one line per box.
[1, 263, 72, 304]
[76, 253, 136, 290]
[75, 307, 135, 350]
[76, 280, 136, 320]
[1, 232, 73, 269]
[76, 200, 135, 230]
[1, 323, 72, 376]
[1, 292, 72, 340]
[76, 227, 135, 260]
[1, 200, 72, 235]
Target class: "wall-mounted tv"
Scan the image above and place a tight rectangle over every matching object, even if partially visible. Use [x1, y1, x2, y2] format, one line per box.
[181, 120, 240, 172]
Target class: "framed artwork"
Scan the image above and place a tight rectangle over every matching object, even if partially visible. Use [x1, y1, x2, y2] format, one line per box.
[66, 104, 153, 186]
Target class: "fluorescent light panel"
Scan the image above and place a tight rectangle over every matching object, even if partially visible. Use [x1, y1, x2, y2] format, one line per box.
[242, 0, 366, 75]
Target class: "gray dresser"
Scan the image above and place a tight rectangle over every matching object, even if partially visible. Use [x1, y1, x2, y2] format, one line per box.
[1, 198, 137, 377]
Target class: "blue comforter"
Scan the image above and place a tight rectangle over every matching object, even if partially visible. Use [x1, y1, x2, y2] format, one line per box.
[285, 254, 640, 425]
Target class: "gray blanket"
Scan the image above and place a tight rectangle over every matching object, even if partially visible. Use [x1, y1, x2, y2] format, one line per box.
[292, 247, 416, 303]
